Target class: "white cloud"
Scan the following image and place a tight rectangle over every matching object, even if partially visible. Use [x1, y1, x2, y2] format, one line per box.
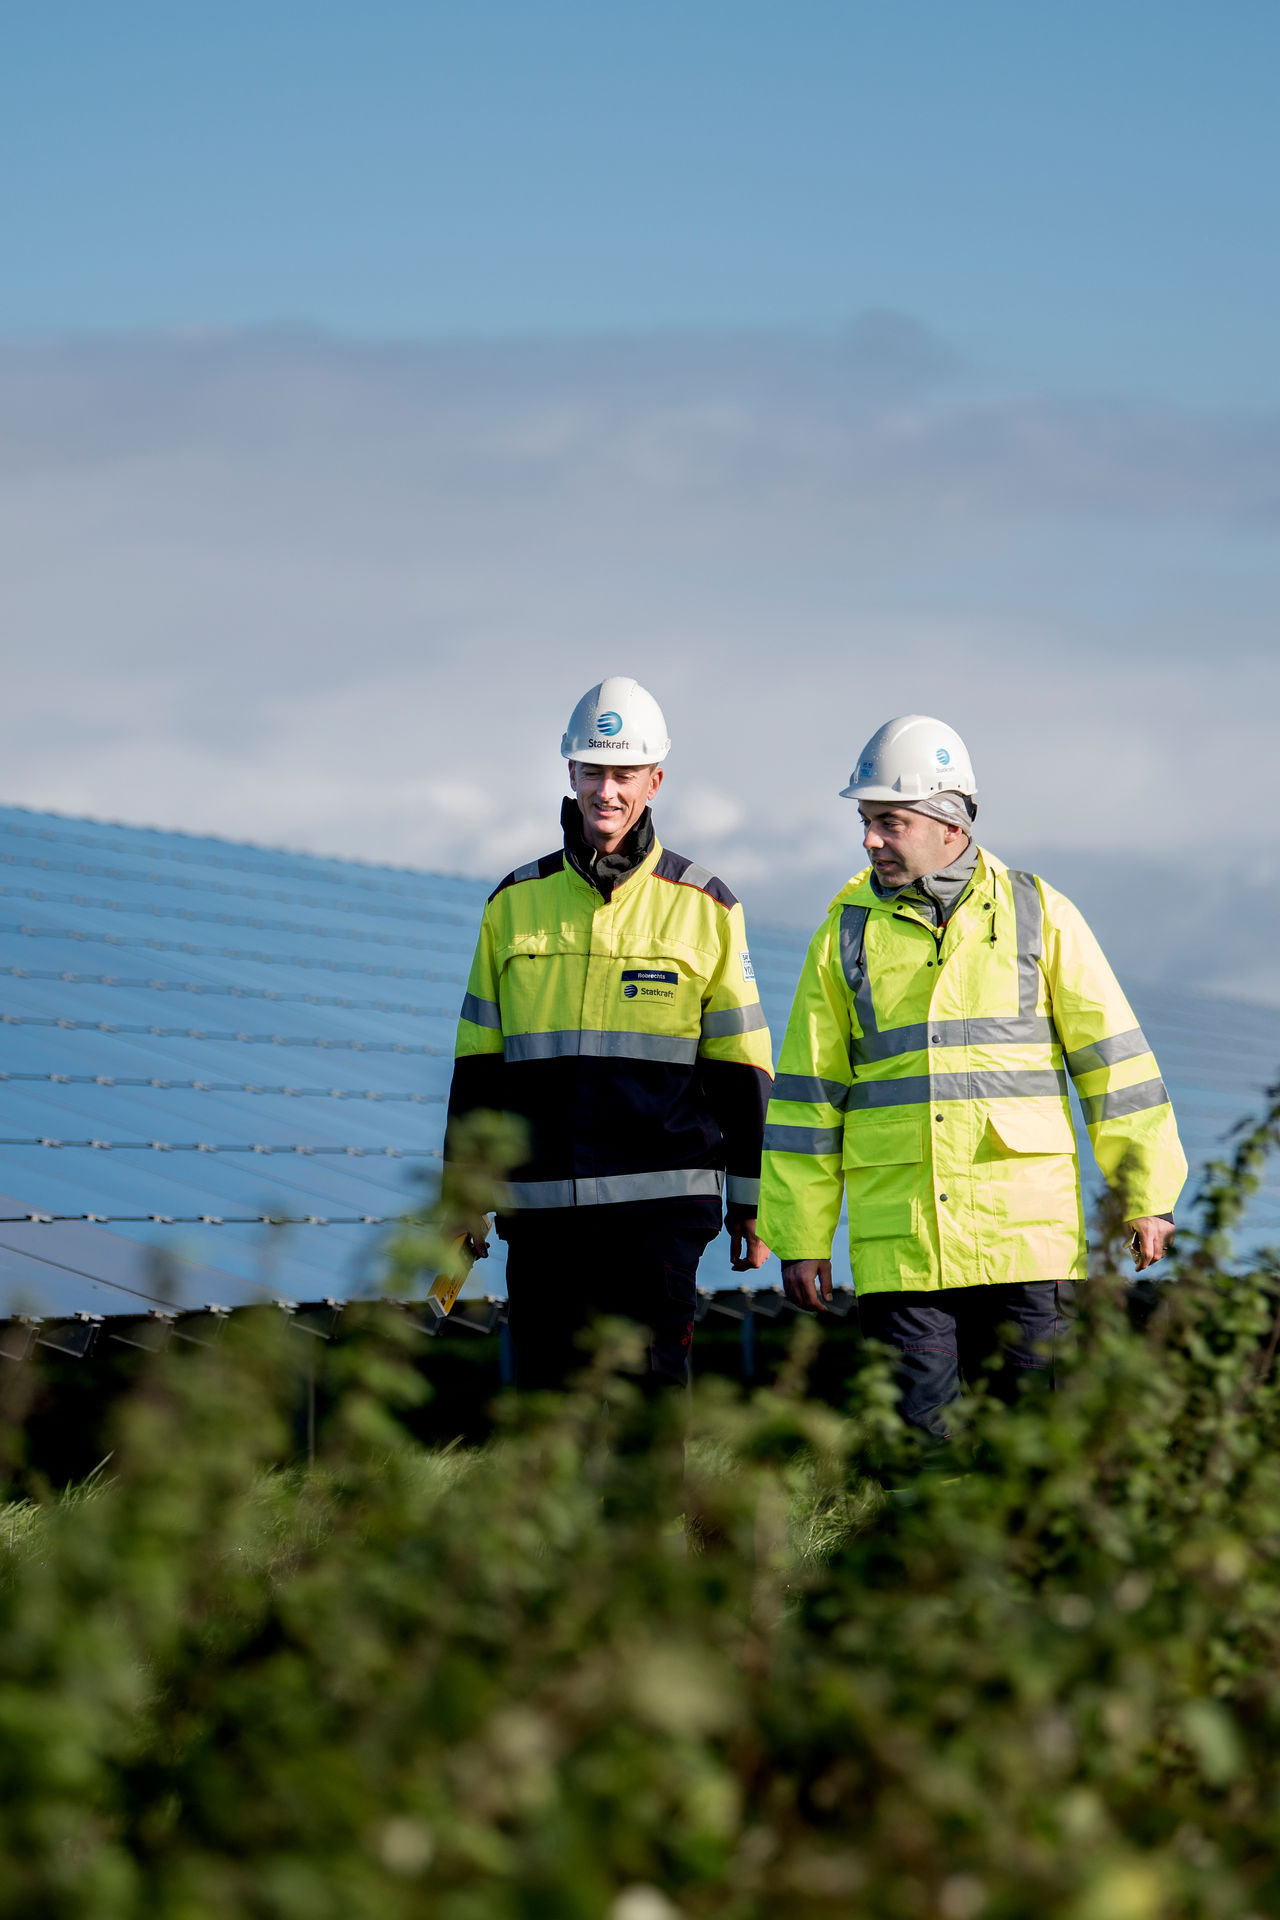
[1, 321, 1278, 997]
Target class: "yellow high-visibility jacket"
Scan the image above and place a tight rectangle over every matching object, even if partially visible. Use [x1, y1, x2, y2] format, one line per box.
[758, 848, 1187, 1291]
[450, 833, 773, 1213]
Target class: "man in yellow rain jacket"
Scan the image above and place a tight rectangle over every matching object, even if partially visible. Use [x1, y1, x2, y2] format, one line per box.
[758, 713, 1187, 1438]
[448, 677, 773, 1388]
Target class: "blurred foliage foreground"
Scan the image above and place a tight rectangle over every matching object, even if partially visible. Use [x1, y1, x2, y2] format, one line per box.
[2, 1091, 1280, 1919]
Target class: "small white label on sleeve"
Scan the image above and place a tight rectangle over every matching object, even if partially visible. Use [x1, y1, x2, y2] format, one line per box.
[740, 950, 755, 982]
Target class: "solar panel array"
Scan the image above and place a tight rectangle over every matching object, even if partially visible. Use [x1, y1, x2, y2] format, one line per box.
[0, 803, 1275, 1319]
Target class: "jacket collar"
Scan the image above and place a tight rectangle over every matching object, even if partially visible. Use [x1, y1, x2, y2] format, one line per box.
[831, 843, 1006, 916]
[561, 796, 658, 901]
[871, 834, 979, 924]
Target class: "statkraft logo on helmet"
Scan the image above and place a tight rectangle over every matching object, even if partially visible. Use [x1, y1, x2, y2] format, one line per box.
[561, 677, 672, 765]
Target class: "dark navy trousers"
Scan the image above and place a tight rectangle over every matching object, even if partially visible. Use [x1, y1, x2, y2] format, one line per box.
[500, 1200, 720, 1391]
[857, 1280, 1076, 1439]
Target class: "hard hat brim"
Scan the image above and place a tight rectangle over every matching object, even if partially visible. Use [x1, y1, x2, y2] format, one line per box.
[569, 753, 666, 768]
[839, 781, 978, 802]
[839, 782, 908, 802]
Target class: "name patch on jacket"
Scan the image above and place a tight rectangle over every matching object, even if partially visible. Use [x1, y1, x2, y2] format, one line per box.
[621, 967, 678, 1004]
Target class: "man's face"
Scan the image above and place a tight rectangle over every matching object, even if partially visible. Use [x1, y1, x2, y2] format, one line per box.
[570, 760, 663, 853]
[859, 802, 966, 887]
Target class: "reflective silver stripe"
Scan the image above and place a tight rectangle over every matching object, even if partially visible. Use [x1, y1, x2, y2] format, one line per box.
[853, 1020, 938, 1060]
[1079, 1077, 1170, 1126]
[839, 905, 876, 1041]
[1065, 1027, 1151, 1078]
[506, 1178, 575, 1208]
[505, 1032, 580, 1062]
[589, 1168, 722, 1205]
[764, 1122, 844, 1154]
[701, 1002, 769, 1039]
[959, 1013, 1057, 1047]
[1009, 869, 1044, 1017]
[846, 1069, 1069, 1111]
[512, 859, 541, 884]
[507, 1168, 724, 1208]
[855, 1013, 1058, 1062]
[505, 1029, 699, 1064]
[726, 1175, 759, 1206]
[460, 991, 502, 1031]
[679, 861, 715, 892]
[772, 1072, 851, 1108]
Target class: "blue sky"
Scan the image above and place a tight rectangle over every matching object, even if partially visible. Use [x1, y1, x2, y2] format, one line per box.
[5, 1, 1280, 401]
[2, 4, 1279, 1002]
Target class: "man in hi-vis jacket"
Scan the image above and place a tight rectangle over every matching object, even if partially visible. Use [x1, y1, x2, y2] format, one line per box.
[448, 677, 773, 1389]
[758, 713, 1187, 1439]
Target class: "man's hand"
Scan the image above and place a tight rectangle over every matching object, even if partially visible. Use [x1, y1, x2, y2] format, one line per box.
[447, 1216, 490, 1261]
[1127, 1216, 1174, 1272]
[781, 1258, 834, 1311]
[729, 1216, 770, 1273]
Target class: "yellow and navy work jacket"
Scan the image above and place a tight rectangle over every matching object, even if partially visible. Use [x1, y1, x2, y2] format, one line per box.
[449, 833, 773, 1215]
[758, 848, 1187, 1292]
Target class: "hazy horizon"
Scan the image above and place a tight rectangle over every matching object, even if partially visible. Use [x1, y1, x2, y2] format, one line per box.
[3, 319, 1277, 1002]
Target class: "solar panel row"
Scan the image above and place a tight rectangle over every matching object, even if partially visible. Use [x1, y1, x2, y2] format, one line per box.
[0, 803, 1275, 1320]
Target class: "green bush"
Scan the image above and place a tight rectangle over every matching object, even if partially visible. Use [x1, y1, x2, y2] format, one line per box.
[1, 1085, 1279, 1918]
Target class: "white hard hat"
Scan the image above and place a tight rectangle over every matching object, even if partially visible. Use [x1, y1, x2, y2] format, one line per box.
[840, 714, 977, 802]
[561, 676, 671, 764]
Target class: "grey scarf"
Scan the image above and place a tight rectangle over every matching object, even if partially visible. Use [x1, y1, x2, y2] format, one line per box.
[871, 835, 979, 928]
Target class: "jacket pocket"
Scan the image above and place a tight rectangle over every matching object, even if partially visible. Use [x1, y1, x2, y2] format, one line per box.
[856, 1200, 916, 1239]
[982, 1103, 1081, 1230]
[843, 1118, 922, 1241]
[842, 1116, 925, 1169]
[984, 1104, 1077, 1156]
[500, 949, 587, 1041]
